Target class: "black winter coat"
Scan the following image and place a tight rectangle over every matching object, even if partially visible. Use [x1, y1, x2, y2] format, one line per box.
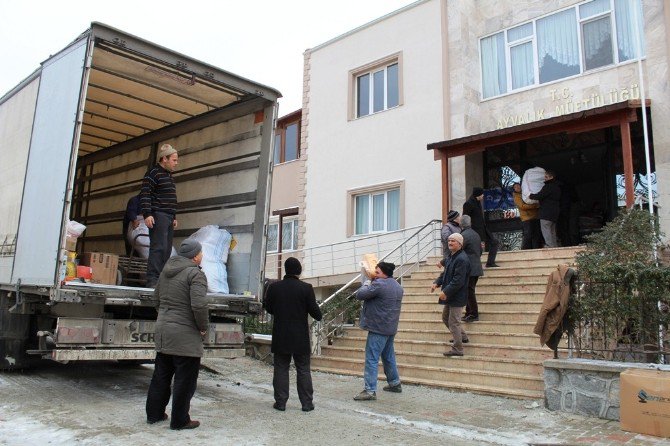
[434, 250, 470, 307]
[463, 196, 490, 241]
[529, 178, 561, 222]
[461, 227, 483, 277]
[264, 275, 322, 354]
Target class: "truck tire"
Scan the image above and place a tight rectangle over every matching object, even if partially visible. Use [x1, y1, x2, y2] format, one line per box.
[0, 292, 32, 371]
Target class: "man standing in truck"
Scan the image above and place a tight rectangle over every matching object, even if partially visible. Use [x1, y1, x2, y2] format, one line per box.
[141, 144, 179, 287]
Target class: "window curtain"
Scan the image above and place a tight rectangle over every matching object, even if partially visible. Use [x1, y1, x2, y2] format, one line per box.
[480, 32, 506, 98]
[355, 195, 369, 234]
[537, 8, 580, 83]
[282, 221, 293, 251]
[372, 194, 385, 231]
[615, 0, 645, 62]
[387, 189, 400, 231]
[267, 224, 278, 252]
[510, 42, 534, 89]
[583, 16, 613, 70]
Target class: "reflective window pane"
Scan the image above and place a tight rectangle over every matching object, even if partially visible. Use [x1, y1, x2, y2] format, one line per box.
[372, 193, 385, 231]
[273, 135, 281, 165]
[387, 189, 400, 231]
[537, 9, 580, 84]
[292, 220, 299, 250]
[267, 224, 278, 252]
[282, 221, 293, 251]
[508, 22, 532, 42]
[580, 0, 610, 19]
[583, 16, 613, 70]
[510, 41, 534, 89]
[481, 32, 507, 98]
[615, 0, 645, 62]
[387, 63, 399, 108]
[355, 195, 370, 235]
[357, 74, 370, 117]
[285, 123, 298, 162]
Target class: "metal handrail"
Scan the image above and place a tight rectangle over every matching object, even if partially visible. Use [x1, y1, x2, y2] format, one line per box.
[311, 219, 442, 354]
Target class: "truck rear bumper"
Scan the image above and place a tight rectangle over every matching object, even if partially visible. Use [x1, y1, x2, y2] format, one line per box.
[27, 348, 246, 361]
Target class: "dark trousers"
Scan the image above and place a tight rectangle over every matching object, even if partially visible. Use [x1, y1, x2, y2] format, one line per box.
[147, 212, 174, 287]
[146, 352, 200, 429]
[273, 352, 314, 408]
[485, 233, 499, 266]
[521, 219, 543, 249]
[464, 276, 479, 318]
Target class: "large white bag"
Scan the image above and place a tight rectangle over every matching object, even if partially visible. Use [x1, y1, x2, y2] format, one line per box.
[522, 167, 546, 204]
[127, 220, 177, 259]
[189, 225, 232, 293]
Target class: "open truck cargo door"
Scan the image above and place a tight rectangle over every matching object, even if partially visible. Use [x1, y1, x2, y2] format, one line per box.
[12, 37, 91, 286]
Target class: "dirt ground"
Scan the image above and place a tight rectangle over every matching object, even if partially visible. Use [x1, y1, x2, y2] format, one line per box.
[0, 357, 666, 446]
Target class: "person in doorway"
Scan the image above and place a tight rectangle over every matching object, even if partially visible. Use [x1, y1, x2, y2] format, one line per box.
[353, 262, 404, 401]
[264, 257, 323, 412]
[141, 143, 179, 287]
[432, 233, 470, 356]
[440, 210, 461, 257]
[122, 194, 142, 256]
[512, 183, 542, 249]
[145, 239, 208, 430]
[529, 170, 561, 248]
[463, 187, 499, 267]
[459, 215, 483, 323]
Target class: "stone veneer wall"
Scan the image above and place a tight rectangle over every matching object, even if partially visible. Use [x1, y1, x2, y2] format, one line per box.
[544, 359, 670, 421]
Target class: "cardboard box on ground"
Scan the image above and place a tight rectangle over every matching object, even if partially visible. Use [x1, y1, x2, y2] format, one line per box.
[79, 252, 119, 285]
[620, 368, 670, 438]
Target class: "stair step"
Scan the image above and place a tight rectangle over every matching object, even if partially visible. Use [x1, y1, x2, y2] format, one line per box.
[398, 319, 534, 333]
[318, 346, 544, 375]
[403, 283, 547, 293]
[330, 336, 555, 360]
[311, 356, 544, 392]
[343, 326, 540, 347]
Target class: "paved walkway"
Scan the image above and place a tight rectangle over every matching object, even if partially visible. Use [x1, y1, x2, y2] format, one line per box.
[204, 357, 669, 446]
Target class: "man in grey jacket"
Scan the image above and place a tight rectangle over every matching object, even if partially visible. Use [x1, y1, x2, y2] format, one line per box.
[145, 239, 208, 430]
[353, 261, 404, 401]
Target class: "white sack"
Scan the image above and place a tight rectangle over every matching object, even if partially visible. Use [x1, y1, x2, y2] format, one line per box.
[521, 167, 546, 204]
[127, 219, 177, 259]
[189, 225, 232, 293]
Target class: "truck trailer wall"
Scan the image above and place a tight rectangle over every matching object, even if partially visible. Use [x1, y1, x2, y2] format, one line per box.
[0, 78, 40, 283]
[12, 38, 89, 286]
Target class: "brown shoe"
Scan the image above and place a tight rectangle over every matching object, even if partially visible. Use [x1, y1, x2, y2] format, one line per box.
[171, 420, 200, 430]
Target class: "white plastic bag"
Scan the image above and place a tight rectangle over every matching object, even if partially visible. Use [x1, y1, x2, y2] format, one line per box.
[522, 167, 546, 204]
[127, 219, 150, 259]
[66, 220, 87, 238]
[189, 225, 232, 293]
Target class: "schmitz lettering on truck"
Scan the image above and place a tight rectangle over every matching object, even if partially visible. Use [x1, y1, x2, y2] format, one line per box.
[130, 332, 155, 343]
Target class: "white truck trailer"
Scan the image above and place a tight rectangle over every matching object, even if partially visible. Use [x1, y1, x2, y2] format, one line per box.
[0, 23, 279, 369]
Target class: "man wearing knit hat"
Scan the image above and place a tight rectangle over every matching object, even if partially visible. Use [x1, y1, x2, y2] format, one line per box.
[440, 210, 461, 257]
[431, 233, 470, 356]
[353, 261, 404, 401]
[146, 238, 207, 430]
[462, 186, 499, 267]
[264, 257, 322, 412]
[140, 143, 179, 287]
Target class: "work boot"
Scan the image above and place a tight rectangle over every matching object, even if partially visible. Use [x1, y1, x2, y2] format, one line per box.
[353, 390, 376, 401]
[383, 383, 402, 393]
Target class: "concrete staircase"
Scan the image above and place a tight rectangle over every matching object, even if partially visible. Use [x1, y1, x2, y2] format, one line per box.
[311, 246, 582, 399]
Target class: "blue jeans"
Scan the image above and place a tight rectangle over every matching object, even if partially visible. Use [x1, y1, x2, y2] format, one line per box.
[364, 332, 400, 392]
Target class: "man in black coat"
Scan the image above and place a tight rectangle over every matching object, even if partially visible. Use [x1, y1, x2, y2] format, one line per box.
[529, 170, 562, 247]
[460, 215, 483, 322]
[462, 187, 499, 267]
[264, 257, 323, 412]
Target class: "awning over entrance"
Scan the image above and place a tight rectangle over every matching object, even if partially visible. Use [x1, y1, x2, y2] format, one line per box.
[428, 99, 649, 220]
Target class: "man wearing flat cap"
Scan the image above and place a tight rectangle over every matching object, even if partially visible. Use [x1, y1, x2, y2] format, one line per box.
[146, 238, 207, 430]
[432, 233, 470, 357]
[140, 143, 179, 287]
[353, 261, 404, 401]
[264, 257, 322, 412]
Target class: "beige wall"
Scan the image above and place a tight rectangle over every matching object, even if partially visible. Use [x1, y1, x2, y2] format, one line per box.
[446, 0, 670, 233]
[269, 160, 302, 212]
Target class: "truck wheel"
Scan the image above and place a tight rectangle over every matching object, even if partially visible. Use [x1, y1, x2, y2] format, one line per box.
[0, 292, 32, 371]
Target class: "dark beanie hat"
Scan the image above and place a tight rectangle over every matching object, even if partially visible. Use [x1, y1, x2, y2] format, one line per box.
[447, 210, 460, 222]
[179, 239, 202, 259]
[472, 187, 484, 197]
[284, 257, 302, 276]
[377, 261, 395, 278]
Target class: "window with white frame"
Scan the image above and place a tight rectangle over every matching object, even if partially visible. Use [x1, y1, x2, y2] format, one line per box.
[353, 188, 400, 235]
[480, 0, 645, 99]
[354, 58, 400, 118]
[266, 218, 299, 253]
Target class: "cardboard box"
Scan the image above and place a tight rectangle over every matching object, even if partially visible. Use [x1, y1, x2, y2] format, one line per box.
[79, 252, 119, 285]
[620, 368, 670, 438]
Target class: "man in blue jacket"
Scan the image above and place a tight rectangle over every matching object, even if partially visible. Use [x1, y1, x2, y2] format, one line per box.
[353, 261, 404, 401]
[432, 233, 471, 357]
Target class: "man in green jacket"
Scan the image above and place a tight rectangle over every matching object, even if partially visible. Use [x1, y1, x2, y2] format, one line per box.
[145, 239, 208, 430]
